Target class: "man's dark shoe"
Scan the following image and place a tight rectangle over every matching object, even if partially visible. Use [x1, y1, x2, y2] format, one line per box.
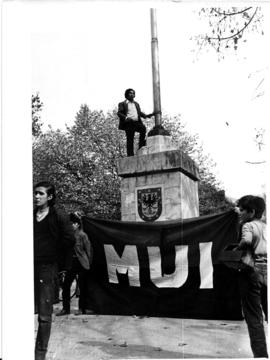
[56, 309, 70, 316]
[83, 309, 95, 315]
[75, 309, 95, 315]
[75, 309, 83, 316]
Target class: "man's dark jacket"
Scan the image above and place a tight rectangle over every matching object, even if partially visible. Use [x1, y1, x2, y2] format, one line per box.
[34, 206, 75, 271]
[117, 100, 148, 130]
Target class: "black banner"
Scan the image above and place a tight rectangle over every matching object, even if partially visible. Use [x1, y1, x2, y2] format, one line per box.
[83, 210, 242, 320]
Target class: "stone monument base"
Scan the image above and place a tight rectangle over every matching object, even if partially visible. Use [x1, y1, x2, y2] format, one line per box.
[118, 136, 199, 222]
[137, 135, 177, 155]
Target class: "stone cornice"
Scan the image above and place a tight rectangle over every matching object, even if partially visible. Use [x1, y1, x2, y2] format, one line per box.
[118, 150, 200, 181]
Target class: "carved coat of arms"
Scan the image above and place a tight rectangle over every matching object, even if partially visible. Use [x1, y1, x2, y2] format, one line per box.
[137, 187, 162, 222]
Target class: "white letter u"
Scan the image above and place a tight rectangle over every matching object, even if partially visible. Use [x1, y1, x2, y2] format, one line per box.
[148, 246, 188, 288]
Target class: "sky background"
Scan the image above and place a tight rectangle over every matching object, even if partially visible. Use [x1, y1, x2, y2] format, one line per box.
[1, 2, 269, 358]
[29, 1, 269, 199]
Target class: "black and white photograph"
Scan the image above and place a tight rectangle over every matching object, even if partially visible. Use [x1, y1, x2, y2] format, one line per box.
[2, 1, 269, 359]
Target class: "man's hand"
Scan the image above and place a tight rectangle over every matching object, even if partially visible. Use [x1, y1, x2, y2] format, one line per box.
[147, 110, 161, 118]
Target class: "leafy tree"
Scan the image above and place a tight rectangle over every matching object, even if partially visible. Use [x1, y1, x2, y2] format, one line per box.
[32, 93, 44, 137]
[193, 6, 263, 59]
[33, 106, 232, 219]
[158, 116, 233, 215]
[33, 105, 125, 219]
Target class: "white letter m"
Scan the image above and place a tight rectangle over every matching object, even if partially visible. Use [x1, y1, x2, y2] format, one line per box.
[104, 245, 140, 287]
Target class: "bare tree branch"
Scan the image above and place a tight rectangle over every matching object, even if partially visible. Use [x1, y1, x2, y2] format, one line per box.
[208, 7, 258, 41]
[245, 161, 266, 164]
[212, 7, 252, 17]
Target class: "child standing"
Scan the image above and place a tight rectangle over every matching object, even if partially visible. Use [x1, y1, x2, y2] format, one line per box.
[56, 212, 93, 315]
[236, 195, 267, 358]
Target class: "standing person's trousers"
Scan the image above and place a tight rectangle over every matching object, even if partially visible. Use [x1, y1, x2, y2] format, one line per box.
[62, 257, 89, 312]
[238, 263, 268, 358]
[34, 262, 57, 360]
[125, 121, 146, 156]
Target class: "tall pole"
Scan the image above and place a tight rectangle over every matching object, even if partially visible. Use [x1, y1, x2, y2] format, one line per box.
[151, 8, 161, 127]
[149, 8, 169, 137]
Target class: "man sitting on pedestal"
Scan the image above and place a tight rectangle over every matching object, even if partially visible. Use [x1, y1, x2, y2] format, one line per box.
[117, 88, 156, 157]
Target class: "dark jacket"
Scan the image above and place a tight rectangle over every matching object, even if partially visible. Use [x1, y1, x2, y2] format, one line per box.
[74, 229, 93, 270]
[34, 206, 75, 271]
[117, 100, 148, 130]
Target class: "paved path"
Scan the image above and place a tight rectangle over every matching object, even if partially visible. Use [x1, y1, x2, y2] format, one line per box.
[34, 300, 266, 359]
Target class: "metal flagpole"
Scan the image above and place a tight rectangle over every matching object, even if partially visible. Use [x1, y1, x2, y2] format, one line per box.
[148, 8, 169, 137]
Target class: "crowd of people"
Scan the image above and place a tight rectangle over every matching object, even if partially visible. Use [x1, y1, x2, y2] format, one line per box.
[34, 178, 267, 359]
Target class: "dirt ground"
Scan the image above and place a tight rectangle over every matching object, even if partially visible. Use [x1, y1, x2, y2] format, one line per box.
[34, 296, 268, 360]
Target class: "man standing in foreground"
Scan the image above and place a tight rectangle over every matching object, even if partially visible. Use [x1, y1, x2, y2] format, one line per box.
[117, 88, 158, 156]
[34, 181, 75, 360]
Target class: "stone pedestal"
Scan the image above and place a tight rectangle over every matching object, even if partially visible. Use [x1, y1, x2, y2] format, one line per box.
[117, 136, 200, 222]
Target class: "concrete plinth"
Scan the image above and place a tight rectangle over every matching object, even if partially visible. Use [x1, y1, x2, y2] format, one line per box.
[118, 136, 199, 221]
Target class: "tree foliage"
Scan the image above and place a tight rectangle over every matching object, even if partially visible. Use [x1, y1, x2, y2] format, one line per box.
[32, 93, 44, 137]
[193, 6, 263, 59]
[33, 105, 125, 219]
[158, 116, 233, 215]
[33, 104, 232, 219]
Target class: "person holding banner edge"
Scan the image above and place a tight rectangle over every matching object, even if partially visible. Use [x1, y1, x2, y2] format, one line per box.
[235, 195, 268, 358]
[56, 211, 94, 316]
